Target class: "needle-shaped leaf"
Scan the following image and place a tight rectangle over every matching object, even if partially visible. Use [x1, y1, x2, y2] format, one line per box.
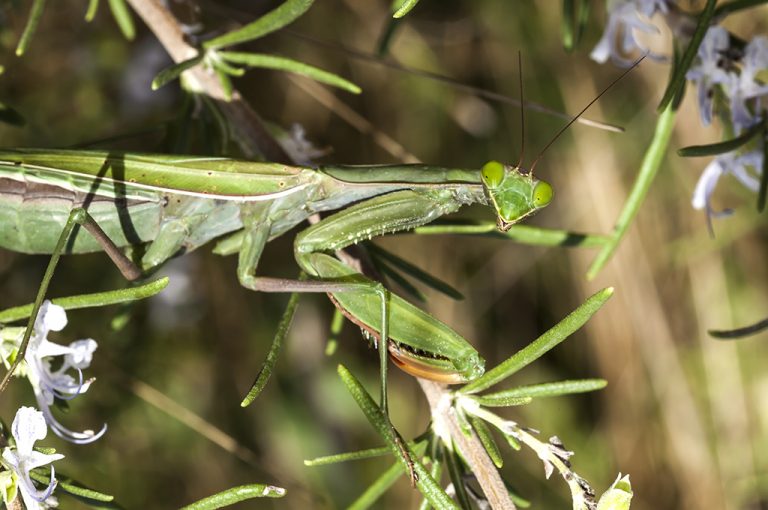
[393, 0, 420, 18]
[179, 484, 286, 509]
[561, 0, 582, 52]
[445, 443, 472, 510]
[505, 480, 532, 508]
[669, 43, 687, 110]
[657, 0, 716, 112]
[346, 441, 428, 510]
[678, 119, 765, 157]
[152, 55, 204, 90]
[337, 365, 459, 509]
[203, 0, 314, 50]
[218, 52, 361, 94]
[367, 243, 463, 300]
[306, 444, 407, 466]
[460, 288, 613, 394]
[476, 379, 607, 406]
[468, 394, 531, 408]
[85, 0, 99, 21]
[30, 469, 115, 505]
[470, 416, 503, 468]
[212, 57, 246, 77]
[107, 0, 135, 40]
[215, 67, 234, 101]
[16, 0, 46, 56]
[0, 278, 169, 324]
[587, 105, 677, 279]
[414, 222, 610, 248]
[710, 315, 768, 339]
[241, 292, 300, 407]
[348, 462, 406, 510]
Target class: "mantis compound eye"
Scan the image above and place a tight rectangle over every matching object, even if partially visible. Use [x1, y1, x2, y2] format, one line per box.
[481, 161, 504, 188]
[532, 180, 553, 208]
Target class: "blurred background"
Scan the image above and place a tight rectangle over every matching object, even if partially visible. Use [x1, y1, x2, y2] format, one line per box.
[0, 1, 767, 508]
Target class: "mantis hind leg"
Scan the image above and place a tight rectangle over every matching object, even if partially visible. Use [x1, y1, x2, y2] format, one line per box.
[0, 207, 143, 393]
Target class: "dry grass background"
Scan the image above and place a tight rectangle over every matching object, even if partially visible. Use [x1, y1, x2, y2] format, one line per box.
[1, 1, 768, 508]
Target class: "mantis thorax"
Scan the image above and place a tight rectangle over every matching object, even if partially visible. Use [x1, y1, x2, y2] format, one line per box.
[480, 160, 553, 231]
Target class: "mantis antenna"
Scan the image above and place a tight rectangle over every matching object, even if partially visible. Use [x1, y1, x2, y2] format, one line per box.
[529, 55, 646, 175]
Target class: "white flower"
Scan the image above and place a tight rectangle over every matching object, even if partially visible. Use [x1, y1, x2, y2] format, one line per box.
[692, 150, 763, 214]
[590, 0, 670, 66]
[724, 36, 768, 132]
[1, 407, 63, 510]
[686, 26, 731, 126]
[24, 301, 106, 444]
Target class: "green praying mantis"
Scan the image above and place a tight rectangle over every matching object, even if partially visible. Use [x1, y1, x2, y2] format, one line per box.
[0, 149, 550, 401]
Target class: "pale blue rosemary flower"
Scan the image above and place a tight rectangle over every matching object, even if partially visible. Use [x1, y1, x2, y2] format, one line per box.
[1, 407, 63, 510]
[686, 26, 731, 126]
[24, 301, 106, 444]
[590, 0, 670, 66]
[692, 149, 763, 214]
[724, 36, 768, 133]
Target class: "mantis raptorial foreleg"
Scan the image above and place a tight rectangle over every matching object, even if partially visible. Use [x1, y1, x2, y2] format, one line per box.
[0, 207, 143, 392]
[235, 188, 466, 411]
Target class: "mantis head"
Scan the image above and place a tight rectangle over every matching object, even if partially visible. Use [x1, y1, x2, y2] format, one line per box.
[481, 160, 553, 231]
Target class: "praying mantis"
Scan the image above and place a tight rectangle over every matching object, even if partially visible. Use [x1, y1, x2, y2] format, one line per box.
[0, 149, 551, 411]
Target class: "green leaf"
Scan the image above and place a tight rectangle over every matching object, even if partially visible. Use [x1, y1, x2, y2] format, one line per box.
[561, 0, 576, 51]
[657, 0, 716, 112]
[469, 416, 503, 468]
[0, 278, 169, 324]
[709, 315, 768, 339]
[305, 445, 395, 466]
[212, 57, 246, 77]
[29, 469, 115, 505]
[393, 0, 420, 18]
[337, 365, 460, 510]
[470, 394, 531, 408]
[241, 292, 301, 407]
[348, 462, 406, 510]
[476, 379, 607, 406]
[215, 66, 234, 101]
[414, 222, 610, 248]
[677, 119, 765, 157]
[367, 243, 463, 300]
[16, 0, 47, 56]
[180, 484, 286, 509]
[85, 0, 99, 21]
[460, 288, 614, 394]
[587, 105, 677, 279]
[152, 55, 204, 90]
[218, 52, 361, 94]
[505, 480, 532, 508]
[203, 0, 315, 50]
[107, 0, 135, 40]
[346, 442, 428, 510]
[444, 444, 472, 510]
